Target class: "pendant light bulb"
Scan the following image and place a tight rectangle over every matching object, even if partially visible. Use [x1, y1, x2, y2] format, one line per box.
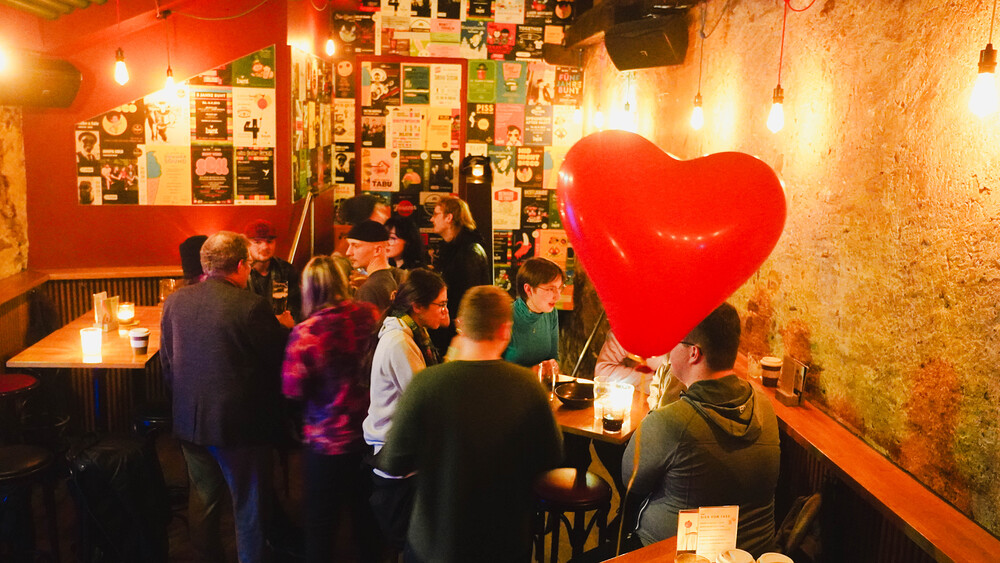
[690, 93, 704, 131]
[114, 47, 129, 85]
[594, 105, 604, 130]
[325, 37, 336, 57]
[767, 85, 784, 133]
[971, 44, 999, 117]
[164, 67, 175, 90]
[572, 107, 583, 124]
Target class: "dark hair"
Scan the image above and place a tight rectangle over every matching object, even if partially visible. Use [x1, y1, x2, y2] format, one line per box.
[386, 268, 445, 319]
[385, 216, 427, 269]
[458, 286, 512, 341]
[338, 194, 387, 225]
[179, 235, 208, 280]
[515, 257, 565, 299]
[684, 302, 741, 372]
[301, 255, 350, 317]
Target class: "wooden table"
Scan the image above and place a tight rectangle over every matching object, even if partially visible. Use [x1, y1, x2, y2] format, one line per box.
[605, 536, 677, 562]
[7, 306, 162, 430]
[549, 379, 650, 445]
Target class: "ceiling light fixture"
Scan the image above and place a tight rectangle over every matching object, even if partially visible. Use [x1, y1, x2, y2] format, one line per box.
[113, 0, 128, 85]
[767, 1, 790, 133]
[971, 0, 999, 117]
[691, 5, 707, 131]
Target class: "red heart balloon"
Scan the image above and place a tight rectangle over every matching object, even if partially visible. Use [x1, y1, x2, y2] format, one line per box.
[557, 130, 786, 358]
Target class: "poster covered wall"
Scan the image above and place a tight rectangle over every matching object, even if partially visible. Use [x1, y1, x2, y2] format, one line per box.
[75, 46, 278, 206]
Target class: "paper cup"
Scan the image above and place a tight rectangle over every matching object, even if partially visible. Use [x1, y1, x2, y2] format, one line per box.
[129, 327, 150, 355]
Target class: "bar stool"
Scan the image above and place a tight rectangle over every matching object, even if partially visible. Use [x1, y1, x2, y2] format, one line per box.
[533, 467, 612, 563]
[0, 444, 61, 562]
[0, 373, 39, 442]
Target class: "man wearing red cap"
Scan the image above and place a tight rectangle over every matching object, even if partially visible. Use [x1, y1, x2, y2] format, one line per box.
[244, 219, 300, 328]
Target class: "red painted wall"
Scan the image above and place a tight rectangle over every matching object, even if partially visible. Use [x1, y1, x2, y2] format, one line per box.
[2, 0, 342, 270]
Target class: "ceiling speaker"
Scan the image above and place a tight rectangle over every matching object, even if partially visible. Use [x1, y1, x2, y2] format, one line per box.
[604, 14, 689, 71]
[0, 54, 82, 108]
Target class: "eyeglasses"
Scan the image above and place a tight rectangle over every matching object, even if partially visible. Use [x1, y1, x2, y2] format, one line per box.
[388, 235, 400, 242]
[534, 284, 564, 294]
[430, 300, 448, 311]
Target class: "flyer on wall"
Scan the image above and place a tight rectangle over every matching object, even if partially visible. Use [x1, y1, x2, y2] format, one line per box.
[191, 146, 235, 204]
[235, 147, 276, 204]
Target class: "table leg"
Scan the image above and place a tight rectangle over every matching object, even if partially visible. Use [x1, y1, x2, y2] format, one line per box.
[92, 368, 107, 432]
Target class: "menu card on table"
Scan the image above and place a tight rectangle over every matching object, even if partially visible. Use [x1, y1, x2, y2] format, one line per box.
[675, 505, 739, 561]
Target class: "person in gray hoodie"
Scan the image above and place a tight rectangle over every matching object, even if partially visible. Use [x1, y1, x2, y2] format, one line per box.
[620, 302, 781, 557]
[362, 268, 449, 553]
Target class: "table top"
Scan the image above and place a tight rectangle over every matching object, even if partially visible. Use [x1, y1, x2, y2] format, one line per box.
[549, 378, 650, 445]
[605, 536, 677, 562]
[7, 306, 162, 369]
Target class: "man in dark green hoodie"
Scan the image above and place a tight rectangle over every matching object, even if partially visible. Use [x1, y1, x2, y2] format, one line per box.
[620, 302, 781, 557]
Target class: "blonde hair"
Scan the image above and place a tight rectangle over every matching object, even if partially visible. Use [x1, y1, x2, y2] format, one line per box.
[301, 255, 350, 317]
[458, 286, 512, 341]
[437, 195, 477, 231]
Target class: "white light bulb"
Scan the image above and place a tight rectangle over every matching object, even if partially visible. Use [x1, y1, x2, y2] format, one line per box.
[114, 48, 129, 85]
[573, 107, 582, 124]
[971, 71, 998, 117]
[594, 109, 604, 130]
[690, 94, 704, 131]
[767, 85, 784, 133]
[767, 102, 784, 133]
[164, 68, 175, 91]
[325, 38, 336, 57]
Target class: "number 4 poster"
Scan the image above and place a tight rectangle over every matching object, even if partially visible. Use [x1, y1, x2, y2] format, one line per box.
[233, 88, 276, 147]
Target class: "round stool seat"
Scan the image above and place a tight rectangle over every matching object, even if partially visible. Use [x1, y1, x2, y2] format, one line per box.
[534, 468, 612, 509]
[0, 445, 53, 481]
[0, 373, 39, 396]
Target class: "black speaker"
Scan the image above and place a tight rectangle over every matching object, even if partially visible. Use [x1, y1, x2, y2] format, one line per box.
[0, 53, 82, 108]
[604, 14, 689, 71]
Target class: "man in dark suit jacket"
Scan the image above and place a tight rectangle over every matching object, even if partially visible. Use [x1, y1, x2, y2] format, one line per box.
[161, 230, 288, 563]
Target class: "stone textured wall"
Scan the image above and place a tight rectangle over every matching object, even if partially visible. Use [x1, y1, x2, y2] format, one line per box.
[573, 0, 1000, 535]
[0, 107, 28, 279]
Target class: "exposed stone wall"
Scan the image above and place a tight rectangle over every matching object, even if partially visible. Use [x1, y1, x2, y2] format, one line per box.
[0, 107, 28, 279]
[573, 0, 1000, 535]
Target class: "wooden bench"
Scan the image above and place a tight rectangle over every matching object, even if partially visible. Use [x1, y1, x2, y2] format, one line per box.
[751, 372, 1000, 562]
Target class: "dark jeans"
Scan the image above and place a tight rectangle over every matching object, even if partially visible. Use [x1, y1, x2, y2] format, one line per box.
[568, 531, 644, 563]
[369, 470, 416, 551]
[181, 442, 272, 563]
[593, 440, 628, 497]
[303, 449, 380, 563]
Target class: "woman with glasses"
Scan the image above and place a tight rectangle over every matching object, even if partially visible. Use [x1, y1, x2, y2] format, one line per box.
[362, 268, 448, 554]
[384, 215, 427, 270]
[502, 257, 565, 373]
[280, 256, 381, 563]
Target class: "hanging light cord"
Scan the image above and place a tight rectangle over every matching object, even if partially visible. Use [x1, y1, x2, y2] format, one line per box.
[990, 0, 998, 44]
[702, 0, 735, 40]
[697, 4, 706, 94]
[776, 0, 788, 86]
[172, 0, 274, 21]
[785, 0, 819, 13]
[309, 0, 330, 11]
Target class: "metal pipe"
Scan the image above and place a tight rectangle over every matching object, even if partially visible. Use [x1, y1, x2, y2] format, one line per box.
[18, 0, 73, 15]
[570, 310, 606, 379]
[0, 0, 60, 19]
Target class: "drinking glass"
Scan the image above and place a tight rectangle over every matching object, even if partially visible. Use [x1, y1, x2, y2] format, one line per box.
[271, 281, 289, 314]
[593, 376, 612, 428]
[159, 278, 177, 303]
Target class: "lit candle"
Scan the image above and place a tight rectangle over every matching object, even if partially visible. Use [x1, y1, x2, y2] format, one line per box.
[118, 302, 135, 323]
[80, 327, 103, 360]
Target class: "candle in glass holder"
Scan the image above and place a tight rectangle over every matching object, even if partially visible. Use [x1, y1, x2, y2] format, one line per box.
[118, 302, 135, 323]
[80, 327, 103, 359]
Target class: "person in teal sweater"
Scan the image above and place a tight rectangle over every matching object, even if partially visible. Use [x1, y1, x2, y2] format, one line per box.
[502, 257, 565, 373]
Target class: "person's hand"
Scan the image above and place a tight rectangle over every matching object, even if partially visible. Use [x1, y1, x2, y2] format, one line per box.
[276, 311, 295, 329]
[534, 359, 560, 377]
[349, 271, 368, 289]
